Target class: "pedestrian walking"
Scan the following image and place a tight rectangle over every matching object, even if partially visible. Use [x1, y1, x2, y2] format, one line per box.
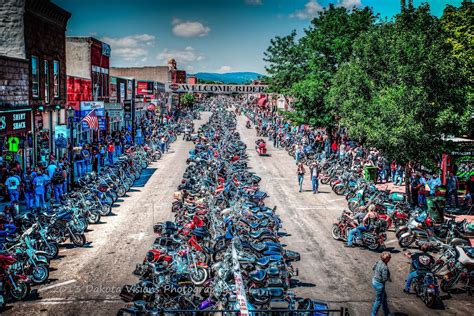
[310, 162, 319, 194]
[297, 162, 305, 193]
[371, 252, 391, 316]
[33, 171, 48, 211]
[74, 147, 85, 178]
[82, 145, 91, 173]
[107, 142, 115, 165]
[446, 172, 459, 207]
[5, 171, 20, 205]
[23, 168, 36, 210]
[52, 167, 64, 205]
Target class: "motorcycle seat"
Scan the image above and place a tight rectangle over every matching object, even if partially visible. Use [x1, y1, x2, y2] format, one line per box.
[249, 270, 267, 282]
[256, 255, 283, 267]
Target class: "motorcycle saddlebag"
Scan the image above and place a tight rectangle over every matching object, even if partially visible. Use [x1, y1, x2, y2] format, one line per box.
[119, 285, 140, 302]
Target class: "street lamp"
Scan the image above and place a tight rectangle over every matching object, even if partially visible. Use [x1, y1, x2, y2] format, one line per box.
[67, 107, 75, 188]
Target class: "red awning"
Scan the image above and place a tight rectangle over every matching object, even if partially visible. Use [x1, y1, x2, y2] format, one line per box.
[257, 97, 267, 107]
[147, 104, 156, 111]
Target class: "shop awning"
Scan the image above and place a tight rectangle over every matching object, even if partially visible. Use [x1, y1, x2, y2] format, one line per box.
[257, 97, 267, 107]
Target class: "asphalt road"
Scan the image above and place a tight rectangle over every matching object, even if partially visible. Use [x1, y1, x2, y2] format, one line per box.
[235, 113, 473, 316]
[8, 109, 473, 316]
[6, 112, 211, 316]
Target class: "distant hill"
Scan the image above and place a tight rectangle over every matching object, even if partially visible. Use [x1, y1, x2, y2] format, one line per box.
[192, 72, 264, 84]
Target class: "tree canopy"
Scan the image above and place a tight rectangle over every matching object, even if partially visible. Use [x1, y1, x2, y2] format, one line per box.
[264, 1, 472, 164]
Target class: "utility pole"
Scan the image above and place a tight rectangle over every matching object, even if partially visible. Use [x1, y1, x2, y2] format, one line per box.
[131, 79, 136, 141]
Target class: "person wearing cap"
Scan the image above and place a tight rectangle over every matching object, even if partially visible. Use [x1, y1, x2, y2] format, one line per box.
[372, 252, 392, 316]
[346, 204, 379, 247]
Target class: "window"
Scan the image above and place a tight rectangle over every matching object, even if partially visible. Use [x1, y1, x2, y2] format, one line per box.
[31, 56, 39, 98]
[44, 60, 49, 103]
[53, 60, 59, 98]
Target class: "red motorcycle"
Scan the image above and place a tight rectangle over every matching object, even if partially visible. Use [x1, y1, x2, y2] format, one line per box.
[0, 253, 31, 301]
[331, 211, 358, 241]
[255, 139, 267, 156]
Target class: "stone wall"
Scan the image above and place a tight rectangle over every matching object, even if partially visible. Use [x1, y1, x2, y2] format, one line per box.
[0, 56, 29, 107]
[0, 0, 26, 59]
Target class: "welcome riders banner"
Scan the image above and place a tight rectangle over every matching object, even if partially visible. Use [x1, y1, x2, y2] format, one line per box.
[165, 83, 267, 94]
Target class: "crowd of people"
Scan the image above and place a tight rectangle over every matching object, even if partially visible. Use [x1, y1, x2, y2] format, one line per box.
[0, 112, 184, 216]
[244, 104, 472, 209]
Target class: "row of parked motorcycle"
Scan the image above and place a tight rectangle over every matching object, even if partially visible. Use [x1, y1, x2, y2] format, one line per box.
[119, 103, 331, 315]
[0, 115, 197, 310]
[243, 104, 474, 306]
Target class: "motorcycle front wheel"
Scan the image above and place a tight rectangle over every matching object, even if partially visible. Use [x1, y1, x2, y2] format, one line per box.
[9, 280, 30, 301]
[331, 224, 341, 240]
[399, 235, 414, 248]
[70, 233, 86, 247]
[190, 267, 208, 286]
[31, 264, 50, 284]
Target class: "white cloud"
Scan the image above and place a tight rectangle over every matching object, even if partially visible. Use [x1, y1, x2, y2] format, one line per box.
[290, 0, 323, 19]
[102, 34, 155, 48]
[156, 46, 205, 65]
[245, 0, 262, 5]
[112, 48, 148, 61]
[337, 0, 362, 9]
[217, 66, 232, 73]
[172, 19, 210, 38]
[101, 34, 156, 62]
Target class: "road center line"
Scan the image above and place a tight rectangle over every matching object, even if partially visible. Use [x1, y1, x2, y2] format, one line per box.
[40, 279, 77, 292]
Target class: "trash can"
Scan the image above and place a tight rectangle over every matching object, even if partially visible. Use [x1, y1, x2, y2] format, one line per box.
[364, 166, 378, 182]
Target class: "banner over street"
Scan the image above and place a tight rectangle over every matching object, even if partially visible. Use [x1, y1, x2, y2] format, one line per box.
[165, 83, 267, 94]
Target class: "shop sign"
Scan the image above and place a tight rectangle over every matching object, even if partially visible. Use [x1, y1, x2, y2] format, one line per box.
[0, 109, 32, 134]
[107, 110, 123, 118]
[165, 83, 267, 94]
[81, 101, 104, 111]
[137, 81, 153, 95]
[102, 43, 111, 57]
[124, 100, 132, 120]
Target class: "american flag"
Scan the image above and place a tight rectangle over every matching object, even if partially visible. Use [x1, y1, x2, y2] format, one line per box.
[82, 110, 99, 130]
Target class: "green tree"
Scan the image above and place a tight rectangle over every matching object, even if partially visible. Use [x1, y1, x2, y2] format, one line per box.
[327, 3, 470, 165]
[180, 93, 196, 107]
[263, 5, 375, 127]
[441, 0, 473, 137]
[263, 30, 304, 94]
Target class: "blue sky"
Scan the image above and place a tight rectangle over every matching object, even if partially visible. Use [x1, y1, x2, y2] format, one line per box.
[53, 0, 464, 74]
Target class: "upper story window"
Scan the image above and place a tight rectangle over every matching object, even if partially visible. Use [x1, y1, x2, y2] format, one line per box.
[31, 56, 39, 98]
[44, 60, 49, 103]
[53, 60, 60, 98]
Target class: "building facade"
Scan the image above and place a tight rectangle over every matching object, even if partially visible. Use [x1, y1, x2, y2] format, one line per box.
[66, 37, 111, 145]
[0, 0, 70, 168]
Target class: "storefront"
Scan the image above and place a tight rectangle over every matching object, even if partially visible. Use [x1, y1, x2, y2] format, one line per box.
[0, 107, 33, 169]
[105, 103, 124, 133]
[75, 101, 106, 145]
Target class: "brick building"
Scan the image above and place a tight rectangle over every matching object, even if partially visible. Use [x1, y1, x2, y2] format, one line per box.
[0, 0, 70, 167]
[110, 66, 170, 84]
[66, 37, 111, 144]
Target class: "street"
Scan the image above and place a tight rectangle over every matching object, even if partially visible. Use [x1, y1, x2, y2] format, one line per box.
[5, 113, 211, 316]
[6, 110, 473, 316]
[234, 114, 473, 316]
